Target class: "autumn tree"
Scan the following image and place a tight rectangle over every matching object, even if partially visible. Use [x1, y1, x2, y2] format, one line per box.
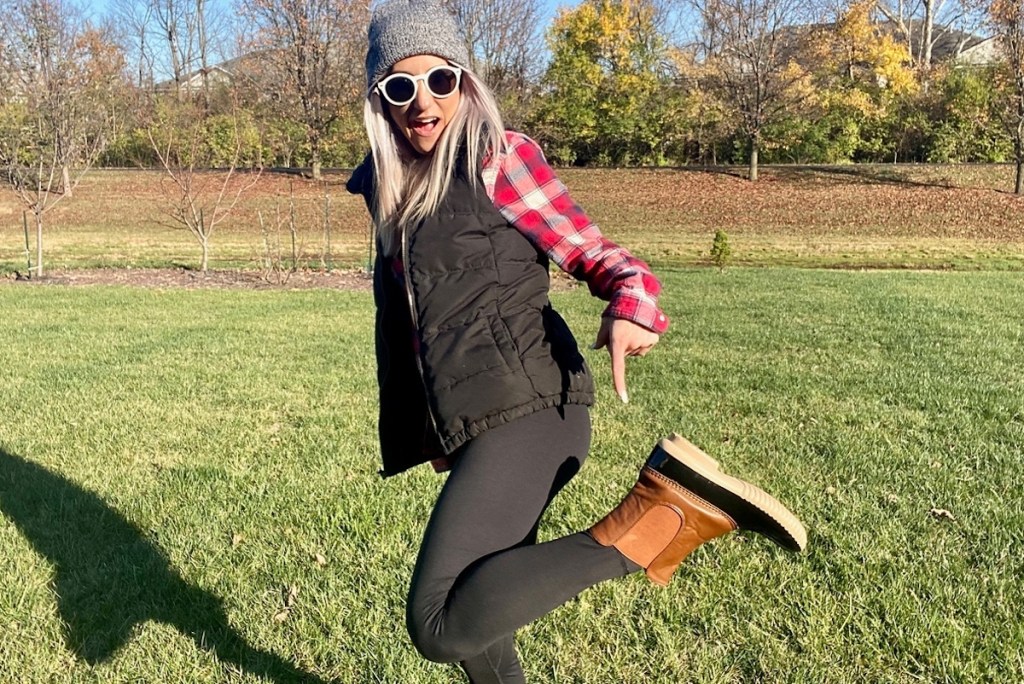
[531, 0, 672, 165]
[989, 0, 1024, 193]
[803, 0, 919, 161]
[686, 0, 824, 180]
[238, 0, 369, 180]
[0, 0, 124, 277]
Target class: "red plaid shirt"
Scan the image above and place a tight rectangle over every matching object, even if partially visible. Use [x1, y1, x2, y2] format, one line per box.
[483, 131, 669, 334]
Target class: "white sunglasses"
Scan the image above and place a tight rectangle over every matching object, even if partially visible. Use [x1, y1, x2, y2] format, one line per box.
[375, 64, 463, 107]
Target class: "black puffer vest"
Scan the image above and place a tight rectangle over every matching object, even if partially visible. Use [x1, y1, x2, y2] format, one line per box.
[347, 154, 594, 476]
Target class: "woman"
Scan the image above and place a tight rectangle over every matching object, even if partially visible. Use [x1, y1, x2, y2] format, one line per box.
[346, 2, 807, 682]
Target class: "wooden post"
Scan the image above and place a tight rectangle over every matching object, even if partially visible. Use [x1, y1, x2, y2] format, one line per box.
[23, 211, 32, 275]
[289, 181, 298, 272]
[199, 208, 208, 272]
[367, 221, 375, 275]
[323, 192, 332, 273]
[258, 210, 270, 273]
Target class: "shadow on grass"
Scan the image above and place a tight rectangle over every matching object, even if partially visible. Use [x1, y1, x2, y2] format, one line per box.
[655, 163, 962, 189]
[0, 447, 329, 683]
[756, 164, 955, 189]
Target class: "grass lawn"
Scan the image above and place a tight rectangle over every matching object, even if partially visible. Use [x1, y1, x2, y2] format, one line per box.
[1, 268, 1021, 682]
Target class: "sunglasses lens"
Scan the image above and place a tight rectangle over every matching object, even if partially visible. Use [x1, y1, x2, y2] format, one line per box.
[427, 68, 458, 97]
[383, 76, 416, 104]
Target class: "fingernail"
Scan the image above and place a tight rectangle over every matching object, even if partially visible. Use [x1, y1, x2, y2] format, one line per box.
[619, 391, 629, 404]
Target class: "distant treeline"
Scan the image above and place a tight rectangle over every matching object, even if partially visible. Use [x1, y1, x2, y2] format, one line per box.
[5, 0, 1024, 179]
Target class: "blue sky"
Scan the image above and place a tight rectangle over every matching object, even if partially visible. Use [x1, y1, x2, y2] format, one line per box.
[85, 0, 583, 79]
[85, 0, 577, 23]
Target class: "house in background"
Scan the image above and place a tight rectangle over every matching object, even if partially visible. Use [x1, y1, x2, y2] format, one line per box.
[877, 19, 999, 68]
[153, 53, 264, 96]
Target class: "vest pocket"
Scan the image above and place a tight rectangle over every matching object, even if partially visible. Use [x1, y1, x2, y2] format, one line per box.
[489, 315, 527, 376]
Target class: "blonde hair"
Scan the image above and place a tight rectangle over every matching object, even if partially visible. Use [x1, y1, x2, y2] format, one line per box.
[363, 66, 506, 255]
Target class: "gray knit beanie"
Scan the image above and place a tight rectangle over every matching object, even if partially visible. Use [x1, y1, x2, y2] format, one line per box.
[365, 0, 471, 93]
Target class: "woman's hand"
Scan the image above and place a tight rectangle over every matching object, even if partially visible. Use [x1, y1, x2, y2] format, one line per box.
[592, 317, 659, 404]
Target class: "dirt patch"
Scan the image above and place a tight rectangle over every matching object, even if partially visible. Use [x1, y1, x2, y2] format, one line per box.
[3, 267, 581, 292]
[4, 267, 375, 291]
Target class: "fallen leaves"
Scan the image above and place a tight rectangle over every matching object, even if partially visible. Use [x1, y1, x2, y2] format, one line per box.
[273, 584, 300, 623]
[929, 507, 957, 522]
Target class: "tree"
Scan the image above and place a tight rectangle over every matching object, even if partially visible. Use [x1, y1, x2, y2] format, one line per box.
[112, 0, 233, 104]
[989, 0, 1024, 193]
[802, 0, 919, 162]
[875, 0, 985, 74]
[0, 0, 123, 277]
[687, 0, 824, 180]
[146, 98, 262, 270]
[531, 0, 672, 165]
[443, 0, 545, 128]
[928, 64, 1010, 162]
[145, 98, 262, 271]
[238, 0, 369, 180]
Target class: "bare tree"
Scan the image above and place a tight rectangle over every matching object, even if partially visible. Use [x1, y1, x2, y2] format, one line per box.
[443, 0, 544, 126]
[112, 0, 232, 101]
[875, 0, 986, 73]
[145, 99, 262, 271]
[686, 0, 824, 180]
[112, 0, 157, 87]
[0, 0, 123, 277]
[238, 0, 369, 180]
[989, 0, 1024, 194]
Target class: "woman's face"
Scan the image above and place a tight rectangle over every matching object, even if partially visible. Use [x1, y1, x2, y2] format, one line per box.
[384, 54, 462, 156]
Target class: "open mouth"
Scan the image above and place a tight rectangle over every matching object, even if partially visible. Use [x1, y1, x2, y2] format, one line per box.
[410, 118, 440, 136]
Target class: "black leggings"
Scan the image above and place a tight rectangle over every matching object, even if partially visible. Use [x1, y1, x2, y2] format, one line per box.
[405, 405, 640, 683]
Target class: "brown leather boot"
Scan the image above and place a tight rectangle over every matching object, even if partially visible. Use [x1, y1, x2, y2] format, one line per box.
[590, 433, 807, 586]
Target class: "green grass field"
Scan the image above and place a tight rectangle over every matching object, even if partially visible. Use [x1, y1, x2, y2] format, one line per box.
[1, 268, 1022, 683]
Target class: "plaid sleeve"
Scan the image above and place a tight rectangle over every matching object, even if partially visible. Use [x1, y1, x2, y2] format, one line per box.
[487, 131, 669, 334]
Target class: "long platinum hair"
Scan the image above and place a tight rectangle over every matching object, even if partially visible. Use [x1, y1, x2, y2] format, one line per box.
[363, 66, 506, 255]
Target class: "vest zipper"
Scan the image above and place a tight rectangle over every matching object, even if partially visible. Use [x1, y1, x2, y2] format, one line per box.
[401, 223, 442, 443]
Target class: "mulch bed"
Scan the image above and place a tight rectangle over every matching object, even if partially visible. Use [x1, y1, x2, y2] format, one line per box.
[4, 267, 375, 291]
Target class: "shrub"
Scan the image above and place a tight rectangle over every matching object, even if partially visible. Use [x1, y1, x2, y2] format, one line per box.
[710, 229, 732, 272]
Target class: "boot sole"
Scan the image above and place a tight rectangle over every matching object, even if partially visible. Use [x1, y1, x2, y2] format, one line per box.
[654, 434, 807, 552]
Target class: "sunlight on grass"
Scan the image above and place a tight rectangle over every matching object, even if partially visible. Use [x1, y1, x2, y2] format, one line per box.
[1, 269, 1022, 682]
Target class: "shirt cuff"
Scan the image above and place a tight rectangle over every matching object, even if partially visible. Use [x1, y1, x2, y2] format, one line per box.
[602, 300, 670, 334]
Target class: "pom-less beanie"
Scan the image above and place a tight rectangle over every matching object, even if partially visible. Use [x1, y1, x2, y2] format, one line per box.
[365, 0, 471, 93]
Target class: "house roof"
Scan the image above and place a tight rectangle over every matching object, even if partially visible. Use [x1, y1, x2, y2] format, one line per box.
[876, 19, 992, 63]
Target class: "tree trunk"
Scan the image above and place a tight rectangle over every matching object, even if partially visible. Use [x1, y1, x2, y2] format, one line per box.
[922, 0, 935, 72]
[197, 0, 209, 110]
[1017, 133, 1024, 195]
[35, 211, 44, 278]
[311, 130, 322, 180]
[749, 136, 759, 182]
[62, 164, 73, 198]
